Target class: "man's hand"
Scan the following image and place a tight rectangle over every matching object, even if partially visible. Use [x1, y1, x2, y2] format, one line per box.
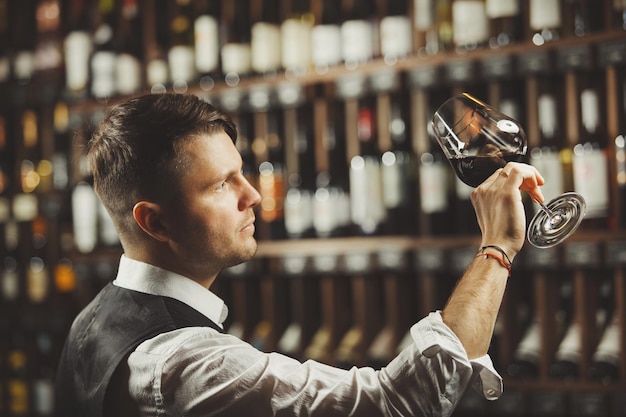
[470, 162, 545, 261]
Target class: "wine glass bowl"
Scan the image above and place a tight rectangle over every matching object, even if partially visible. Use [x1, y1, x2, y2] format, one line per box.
[432, 92, 585, 248]
[432, 93, 527, 187]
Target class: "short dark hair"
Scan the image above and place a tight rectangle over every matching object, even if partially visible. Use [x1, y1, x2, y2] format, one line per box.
[86, 93, 238, 239]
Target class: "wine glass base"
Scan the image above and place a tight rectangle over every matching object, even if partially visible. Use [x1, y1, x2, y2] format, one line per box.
[527, 192, 586, 249]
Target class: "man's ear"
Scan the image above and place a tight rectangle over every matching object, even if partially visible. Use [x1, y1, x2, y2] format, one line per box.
[132, 201, 170, 242]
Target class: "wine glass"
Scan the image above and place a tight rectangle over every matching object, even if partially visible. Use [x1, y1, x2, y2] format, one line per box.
[431, 92, 585, 248]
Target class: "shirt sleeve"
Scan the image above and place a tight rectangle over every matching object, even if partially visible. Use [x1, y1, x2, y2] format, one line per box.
[127, 311, 501, 417]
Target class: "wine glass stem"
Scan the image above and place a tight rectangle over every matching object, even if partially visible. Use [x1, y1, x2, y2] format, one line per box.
[537, 201, 555, 217]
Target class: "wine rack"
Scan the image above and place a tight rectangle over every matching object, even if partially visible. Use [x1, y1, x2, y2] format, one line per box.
[1, 0, 626, 415]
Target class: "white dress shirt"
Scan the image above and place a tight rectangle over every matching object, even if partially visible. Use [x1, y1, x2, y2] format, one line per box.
[113, 255, 502, 417]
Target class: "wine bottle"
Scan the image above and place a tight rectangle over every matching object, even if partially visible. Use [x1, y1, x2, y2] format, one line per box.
[168, 0, 196, 92]
[33, 0, 64, 86]
[276, 255, 319, 359]
[311, 0, 342, 73]
[250, 0, 281, 77]
[255, 106, 287, 240]
[612, 0, 626, 30]
[379, 89, 415, 235]
[434, 0, 454, 53]
[341, 0, 377, 69]
[283, 94, 315, 239]
[250, 268, 289, 353]
[31, 327, 56, 416]
[380, 0, 412, 64]
[549, 243, 599, 381]
[349, 96, 387, 236]
[573, 97, 610, 225]
[144, 0, 169, 93]
[528, 84, 566, 206]
[452, 0, 489, 52]
[312, 91, 350, 238]
[27, 215, 50, 305]
[485, 0, 521, 48]
[335, 251, 381, 369]
[71, 182, 98, 253]
[617, 131, 626, 230]
[114, 0, 143, 96]
[11, 0, 37, 85]
[367, 249, 410, 368]
[280, 0, 313, 75]
[0, 0, 10, 85]
[193, 0, 221, 89]
[6, 327, 30, 416]
[413, 0, 440, 56]
[221, 260, 257, 340]
[89, 0, 118, 100]
[528, 0, 562, 45]
[51, 102, 70, 193]
[588, 311, 621, 384]
[63, 0, 93, 98]
[419, 123, 452, 236]
[303, 253, 348, 365]
[220, 0, 251, 86]
[562, 0, 602, 38]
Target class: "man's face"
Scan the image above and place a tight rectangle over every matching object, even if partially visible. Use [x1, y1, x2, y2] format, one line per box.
[161, 132, 261, 279]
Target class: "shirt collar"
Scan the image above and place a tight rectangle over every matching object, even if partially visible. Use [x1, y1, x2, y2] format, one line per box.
[113, 255, 228, 328]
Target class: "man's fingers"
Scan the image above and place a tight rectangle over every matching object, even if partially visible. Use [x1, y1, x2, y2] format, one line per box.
[503, 163, 545, 203]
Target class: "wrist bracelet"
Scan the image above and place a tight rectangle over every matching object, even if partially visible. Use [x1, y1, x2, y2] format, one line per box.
[477, 245, 512, 276]
[480, 245, 513, 266]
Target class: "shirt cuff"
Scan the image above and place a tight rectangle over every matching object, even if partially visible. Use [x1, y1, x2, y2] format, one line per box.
[410, 311, 503, 400]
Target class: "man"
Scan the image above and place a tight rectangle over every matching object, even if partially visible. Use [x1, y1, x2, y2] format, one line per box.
[55, 93, 545, 417]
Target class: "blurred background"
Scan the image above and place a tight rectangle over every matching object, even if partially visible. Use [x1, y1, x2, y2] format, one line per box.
[0, 0, 626, 415]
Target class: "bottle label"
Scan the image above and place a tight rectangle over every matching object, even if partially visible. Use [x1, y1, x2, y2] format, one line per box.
[529, 0, 561, 30]
[13, 50, 35, 81]
[485, 0, 519, 18]
[194, 15, 219, 73]
[12, 194, 38, 222]
[91, 50, 117, 98]
[572, 146, 609, 218]
[147, 59, 168, 86]
[284, 188, 313, 236]
[341, 20, 374, 65]
[281, 19, 312, 70]
[251, 22, 282, 73]
[313, 187, 339, 236]
[419, 160, 448, 214]
[1, 266, 19, 301]
[381, 152, 404, 208]
[220, 43, 251, 75]
[453, 1, 489, 46]
[380, 16, 412, 60]
[349, 156, 386, 234]
[168, 45, 196, 83]
[530, 148, 564, 203]
[72, 183, 98, 253]
[311, 24, 342, 68]
[115, 53, 141, 95]
[414, 0, 434, 31]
